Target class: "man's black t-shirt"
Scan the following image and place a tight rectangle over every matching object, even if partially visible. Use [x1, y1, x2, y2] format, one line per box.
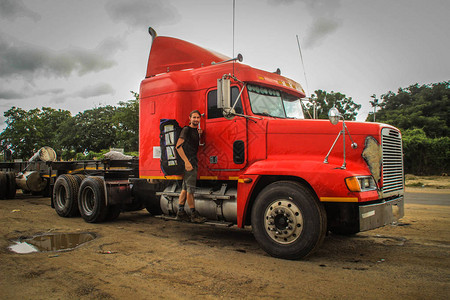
[179, 126, 199, 167]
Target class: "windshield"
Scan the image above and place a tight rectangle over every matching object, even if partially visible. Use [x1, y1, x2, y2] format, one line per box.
[247, 84, 304, 119]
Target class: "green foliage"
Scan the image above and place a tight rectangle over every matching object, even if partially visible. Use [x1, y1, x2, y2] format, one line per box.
[60, 105, 118, 153]
[369, 81, 450, 175]
[0, 107, 72, 159]
[113, 92, 139, 152]
[367, 81, 449, 138]
[402, 128, 449, 175]
[75, 149, 110, 160]
[0, 92, 139, 160]
[305, 90, 361, 120]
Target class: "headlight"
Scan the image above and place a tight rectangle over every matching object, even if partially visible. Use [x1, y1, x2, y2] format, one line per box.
[345, 176, 378, 192]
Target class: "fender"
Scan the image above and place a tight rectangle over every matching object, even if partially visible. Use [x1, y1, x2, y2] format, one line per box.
[236, 159, 380, 227]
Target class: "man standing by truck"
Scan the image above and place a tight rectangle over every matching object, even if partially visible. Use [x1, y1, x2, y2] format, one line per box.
[175, 110, 207, 223]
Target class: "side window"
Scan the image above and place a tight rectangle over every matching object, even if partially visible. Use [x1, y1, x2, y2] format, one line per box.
[207, 86, 243, 119]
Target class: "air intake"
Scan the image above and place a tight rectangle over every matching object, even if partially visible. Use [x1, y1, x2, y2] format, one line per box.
[381, 128, 404, 195]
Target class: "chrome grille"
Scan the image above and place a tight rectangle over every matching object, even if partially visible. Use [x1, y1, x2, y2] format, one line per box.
[381, 128, 404, 194]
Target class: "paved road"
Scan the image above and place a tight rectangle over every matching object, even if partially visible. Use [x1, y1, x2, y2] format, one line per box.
[405, 191, 450, 206]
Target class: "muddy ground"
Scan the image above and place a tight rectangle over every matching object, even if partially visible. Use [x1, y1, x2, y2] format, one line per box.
[1, 192, 449, 300]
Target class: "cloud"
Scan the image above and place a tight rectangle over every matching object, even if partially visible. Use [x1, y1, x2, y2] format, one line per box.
[0, 33, 122, 80]
[0, 89, 27, 100]
[36, 88, 65, 96]
[267, 0, 297, 5]
[302, 0, 343, 48]
[50, 83, 115, 104]
[105, 0, 181, 28]
[74, 83, 115, 98]
[304, 17, 342, 48]
[0, 0, 40, 21]
[98, 37, 128, 55]
[267, 0, 342, 48]
[0, 85, 64, 101]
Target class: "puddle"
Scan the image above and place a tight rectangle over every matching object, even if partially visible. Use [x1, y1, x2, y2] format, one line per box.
[8, 232, 97, 254]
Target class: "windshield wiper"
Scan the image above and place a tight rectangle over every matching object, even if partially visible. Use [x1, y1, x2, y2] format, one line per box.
[255, 112, 272, 117]
[254, 112, 283, 119]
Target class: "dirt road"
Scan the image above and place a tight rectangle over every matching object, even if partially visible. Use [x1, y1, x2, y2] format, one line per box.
[1, 193, 449, 299]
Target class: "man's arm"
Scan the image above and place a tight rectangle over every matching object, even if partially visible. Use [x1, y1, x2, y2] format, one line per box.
[176, 137, 193, 171]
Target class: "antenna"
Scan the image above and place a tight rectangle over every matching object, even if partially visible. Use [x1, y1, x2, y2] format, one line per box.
[296, 35, 310, 97]
[232, 0, 236, 75]
[297, 35, 315, 119]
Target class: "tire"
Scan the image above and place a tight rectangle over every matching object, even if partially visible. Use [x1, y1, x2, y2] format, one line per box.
[78, 177, 108, 223]
[123, 201, 144, 212]
[72, 174, 86, 185]
[142, 193, 162, 215]
[53, 174, 80, 217]
[145, 199, 162, 215]
[105, 205, 121, 221]
[5, 172, 17, 199]
[251, 181, 327, 260]
[0, 172, 7, 199]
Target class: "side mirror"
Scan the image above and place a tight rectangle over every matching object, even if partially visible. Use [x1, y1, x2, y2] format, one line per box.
[328, 107, 341, 125]
[217, 78, 231, 109]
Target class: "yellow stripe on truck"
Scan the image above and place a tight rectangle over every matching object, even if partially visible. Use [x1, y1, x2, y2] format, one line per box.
[320, 197, 358, 202]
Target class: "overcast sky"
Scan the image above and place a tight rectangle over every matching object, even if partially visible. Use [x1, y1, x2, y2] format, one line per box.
[0, 0, 449, 131]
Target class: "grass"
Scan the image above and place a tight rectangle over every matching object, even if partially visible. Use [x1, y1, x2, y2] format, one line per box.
[405, 174, 450, 189]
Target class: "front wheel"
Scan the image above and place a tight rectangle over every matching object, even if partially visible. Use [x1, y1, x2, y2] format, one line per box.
[251, 181, 326, 260]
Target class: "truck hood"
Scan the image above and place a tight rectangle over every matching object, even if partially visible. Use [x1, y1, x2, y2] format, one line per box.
[266, 118, 393, 137]
[263, 118, 400, 178]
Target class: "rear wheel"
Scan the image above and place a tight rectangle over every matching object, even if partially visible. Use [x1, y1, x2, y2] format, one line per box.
[105, 205, 121, 221]
[145, 199, 162, 215]
[73, 174, 86, 185]
[0, 172, 7, 199]
[53, 174, 80, 217]
[78, 177, 108, 223]
[5, 172, 17, 199]
[251, 181, 327, 260]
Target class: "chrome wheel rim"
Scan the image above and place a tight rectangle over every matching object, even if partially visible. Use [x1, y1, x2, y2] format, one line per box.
[264, 199, 303, 244]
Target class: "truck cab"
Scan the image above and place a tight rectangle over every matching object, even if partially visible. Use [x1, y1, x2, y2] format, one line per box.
[139, 28, 404, 259]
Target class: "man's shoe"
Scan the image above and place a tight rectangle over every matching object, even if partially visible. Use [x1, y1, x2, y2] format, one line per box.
[176, 210, 190, 222]
[190, 210, 207, 223]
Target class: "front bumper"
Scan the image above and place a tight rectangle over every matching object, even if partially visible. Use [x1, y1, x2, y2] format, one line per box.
[359, 196, 404, 231]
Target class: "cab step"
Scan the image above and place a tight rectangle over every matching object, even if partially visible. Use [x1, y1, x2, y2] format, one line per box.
[154, 215, 234, 227]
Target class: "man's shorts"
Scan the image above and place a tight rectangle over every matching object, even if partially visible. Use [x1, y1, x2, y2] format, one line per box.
[182, 167, 197, 194]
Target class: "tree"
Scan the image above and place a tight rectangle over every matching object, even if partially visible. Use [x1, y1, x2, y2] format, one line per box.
[369, 94, 379, 122]
[113, 91, 139, 152]
[60, 105, 118, 153]
[0, 107, 71, 159]
[305, 90, 361, 120]
[370, 81, 450, 175]
[366, 81, 449, 138]
[402, 128, 449, 175]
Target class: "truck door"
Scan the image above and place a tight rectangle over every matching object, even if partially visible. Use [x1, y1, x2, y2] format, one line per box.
[201, 86, 247, 173]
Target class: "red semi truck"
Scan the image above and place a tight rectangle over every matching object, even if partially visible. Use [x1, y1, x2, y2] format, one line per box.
[0, 28, 404, 259]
